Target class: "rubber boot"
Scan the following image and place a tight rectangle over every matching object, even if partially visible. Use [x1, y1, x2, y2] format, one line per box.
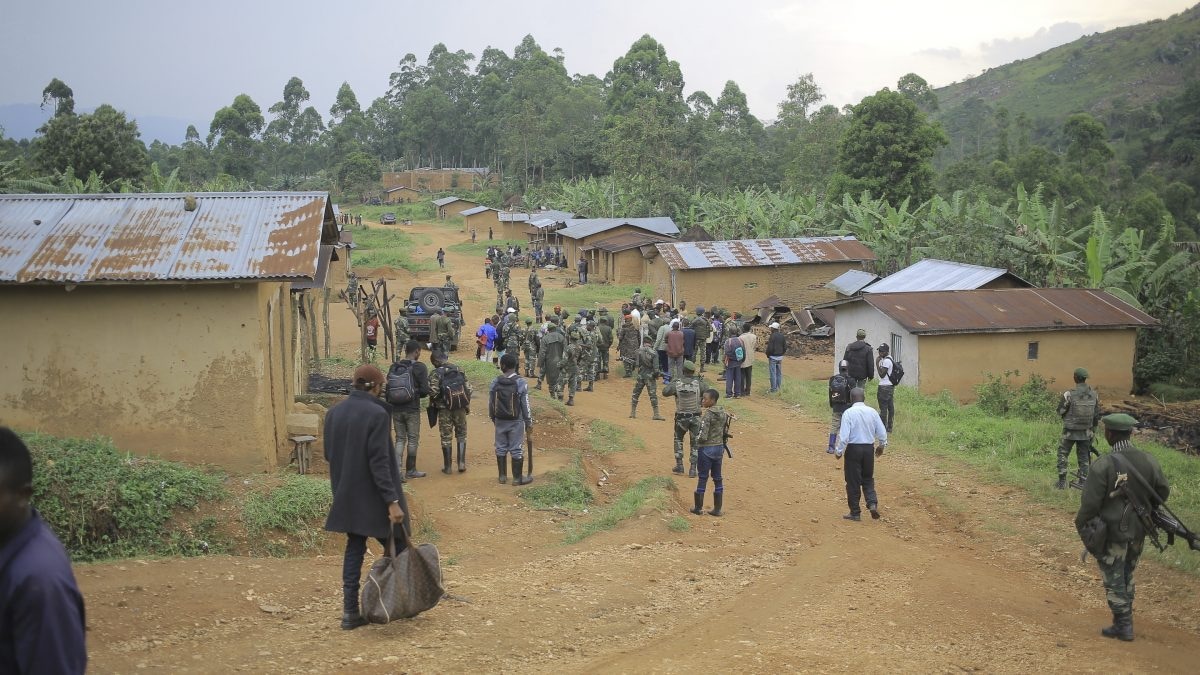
[710, 493, 724, 517]
[586, 381, 594, 392]
[496, 455, 508, 484]
[456, 439, 467, 473]
[630, 402, 637, 419]
[512, 457, 532, 485]
[1055, 474, 1067, 490]
[827, 433, 837, 455]
[440, 444, 453, 475]
[651, 405, 665, 421]
[534, 380, 542, 390]
[688, 461, 697, 478]
[405, 453, 427, 479]
[566, 395, 574, 406]
[690, 492, 704, 515]
[1102, 612, 1134, 641]
[673, 459, 685, 475]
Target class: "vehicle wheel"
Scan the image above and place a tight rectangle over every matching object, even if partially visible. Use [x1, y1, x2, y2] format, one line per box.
[418, 289, 445, 313]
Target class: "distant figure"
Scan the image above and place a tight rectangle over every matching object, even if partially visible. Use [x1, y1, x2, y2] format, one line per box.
[1057, 367, 1101, 489]
[364, 310, 381, 355]
[876, 343, 896, 432]
[470, 228, 477, 243]
[827, 360, 853, 454]
[436, 248, 445, 269]
[765, 322, 787, 393]
[738, 323, 757, 397]
[488, 226, 493, 240]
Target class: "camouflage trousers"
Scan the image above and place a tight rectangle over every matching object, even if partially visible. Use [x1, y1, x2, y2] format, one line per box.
[564, 365, 580, 397]
[620, 353, 635, 377]
[523, 345, 538, 376]
[631, 375, 658, 406]
[582, 354, 596, 382]
[437, 408, 468, 446]
[598, 349, 610, 373]
[533, 301, 543, 319]
[1057, 436, 1092, 479]
[1097, 538, 1143, 614]
[673, 413, 700, 465]
[437, 337, 453, 355]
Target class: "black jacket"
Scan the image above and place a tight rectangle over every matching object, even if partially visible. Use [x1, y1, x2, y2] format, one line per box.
[843, 340, 874, 381]
[387, 359, 430, 413]
[323, 391, 411, 539]
[766, 332, 787, 357]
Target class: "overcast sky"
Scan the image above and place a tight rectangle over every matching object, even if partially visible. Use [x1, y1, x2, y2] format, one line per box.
[1, 0, 1194, 136]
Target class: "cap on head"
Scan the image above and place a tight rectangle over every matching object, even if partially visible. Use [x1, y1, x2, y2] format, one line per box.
[683, 360, 697, 373]
[770, 322, 780, 330]
[878, 344, 889, 352]
[635, 288, 641, 293]
[696, 306, 704, 314]
[856, 329, 867, 339]
[1101, 413, 1137, 431]
[507, 308, 516, 313]
[839, 359, 849, 370]
[1074, 367, 1089, 380]
[525, 318, 532, 324]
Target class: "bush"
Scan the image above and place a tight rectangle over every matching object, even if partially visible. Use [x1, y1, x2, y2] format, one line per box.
[241, 475, 333, 554]
[23, 433, 226, 561]
[520, 453, 593, 511]
[974, 370, 1058, 421]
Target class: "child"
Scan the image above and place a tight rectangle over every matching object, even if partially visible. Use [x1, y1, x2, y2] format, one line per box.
[692, 389, 731, 517]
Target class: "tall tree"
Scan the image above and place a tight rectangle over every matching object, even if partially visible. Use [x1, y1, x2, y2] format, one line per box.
[34, 104, 148, 184]
[41, 78, 75, 118]
[208, 94, 264, 180]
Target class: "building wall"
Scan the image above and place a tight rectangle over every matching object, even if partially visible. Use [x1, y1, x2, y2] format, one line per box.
[649, 262, 866, 315]
[383, 171, 496, 192]
[387, 188, 420, 204]
[917, 329, 1137, 402]
[563, 225, 645, 270]
[500, 220, 529, 242]
[0, 283, 294, 471]
[609, 249, 647, 284]
[465, 210, 501, 236]
[438, 200, 479, 219]
[831, 301, 920, 383]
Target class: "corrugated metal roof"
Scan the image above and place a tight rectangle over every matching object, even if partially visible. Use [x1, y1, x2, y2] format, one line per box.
[559, 217, 678, 240]
[501, 209, 574, 225]
[656, 236, 875, 270]
[385, 186, 420, 193]
[499, 212, 529, 222]
[864, 258, 1028, 294]
[587, 231, 675, 253]
[826, 269, 880, 295]
[862, 288, 1159, 335]
[459, 205, 494, 216]
[0, 192, 334, 284]
[433, 196, 469, 207]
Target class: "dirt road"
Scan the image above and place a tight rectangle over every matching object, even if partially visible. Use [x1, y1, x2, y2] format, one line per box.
[78, 219, 1200, 673]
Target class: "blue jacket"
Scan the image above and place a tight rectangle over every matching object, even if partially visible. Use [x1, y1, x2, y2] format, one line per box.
[477, 323, 498, 349]
[0, 511, 87, 675]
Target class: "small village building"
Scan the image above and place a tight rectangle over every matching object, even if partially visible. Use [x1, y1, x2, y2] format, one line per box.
[0, 192, 339, 471]
[830, 288, 1158, 400]
[523, 211, 574, 251]
[433, 196, 479, 219]
[583, 231, 676, 284]
[650, 237, 875, 312]
[461, 206, 500, 236]
[383, 168, 495, 192]
[385, 186, 422, 204]
[559, 217, 680, 276]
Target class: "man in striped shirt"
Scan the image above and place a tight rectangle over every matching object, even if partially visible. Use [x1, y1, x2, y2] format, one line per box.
[834, 388, 888, 521]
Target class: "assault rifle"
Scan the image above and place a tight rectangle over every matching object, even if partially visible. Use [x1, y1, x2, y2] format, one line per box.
[1109, 453, 1200, 553]
[722, 411, 734, 459]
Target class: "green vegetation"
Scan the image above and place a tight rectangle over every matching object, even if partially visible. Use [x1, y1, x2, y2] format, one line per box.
[666, 515, 691, 532]
[241, 474, 333, 555]
[352, 228, 437, 272]
[780, 380, 1200, 573]
[23, 433, 226, 562]
[416, 511, 441, 544]
[589, 420, 641, 454]
[541, 283, 640, 313]
[973, 371, 1059, 421]
[1147, 383, 1200, 403]
[519, 453, 593, 511]
[563, 476, 675, 544]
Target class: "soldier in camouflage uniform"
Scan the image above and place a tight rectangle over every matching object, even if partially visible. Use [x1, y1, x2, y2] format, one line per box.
[443, 274, 458, 291]
[429, 350, 472, 474]
[564, 331, 583, 406]
[490, 257, 502, 289]
[539, 322, 566, 399]
[617, 314, 640, 378]
[346, 272, 359, 305]
[393, 307, 410, 347]
[664, 360, 706, 476]
[596, 310, 614, 379]
[528, 269, 540, 296]
[581, 322, 599, 391]
[499, 254, 511, 292]
[531, 284, 545, 322]
[522, 317, 539, 377]
[502, 311, 522, 364]
[1056, 367, 1102, 489]
[690, 306, 711, 373]
[630, 335, 665, 420]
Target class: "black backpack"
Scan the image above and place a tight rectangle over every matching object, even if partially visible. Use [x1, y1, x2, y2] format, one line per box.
[829, 373, 851, 405]
[889, 361, 905, 385]
[386, 361, 415, 405]
[439, 366, 471, 411]
[490, 375, 521, 421]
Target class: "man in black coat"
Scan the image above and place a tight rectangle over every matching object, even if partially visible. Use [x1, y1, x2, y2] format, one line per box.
[324, 364, 411, 630]
[842, 328, 874, 388]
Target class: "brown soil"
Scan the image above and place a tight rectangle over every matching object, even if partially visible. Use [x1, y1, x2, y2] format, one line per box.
[77, 219, 1200, 673]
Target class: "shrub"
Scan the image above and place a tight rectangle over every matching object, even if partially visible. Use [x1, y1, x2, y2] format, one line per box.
[974, 370, 1057, 421]
[241, 475, 332, 554]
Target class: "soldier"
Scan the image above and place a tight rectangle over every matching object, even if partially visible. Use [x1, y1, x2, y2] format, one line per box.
[539, 322, 566, 400]
[631, 335, 666, 420]
[1075, 413, 1170, 642]
[617, 314, 640, 378]
[502, 309, 522, 365]
[690, 306, 712, 373]
[490, 256, 502, 288]
[1057, 367, 1101, 489]
[631, 288, 643, 309]
[596, 310, 614, 379]
[499, 256, 511, 292]
[522, 317, 538, 378]
[505, 289, 520, 314]
[428, 349, 472, 474]
[432, 308, 455, 356]
[582, 321, 598, 392]
[346, 272, 359, 305]
[691, 389, 731, 517]
[393, 307, 410, 347]
[444, 274, 458, 291]
[564, 331, 583, 406]
[531, 284, 545, 323]
[528, 269, 540, 295]
[664, 360, 705, 476]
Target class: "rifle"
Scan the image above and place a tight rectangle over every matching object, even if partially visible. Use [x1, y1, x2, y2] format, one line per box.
[1110, 453, 1200, 553]
[1068, 446, 1103, 490]
[722, 411, 734, 459]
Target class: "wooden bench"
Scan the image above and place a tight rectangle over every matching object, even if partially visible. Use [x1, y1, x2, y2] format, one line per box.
[289, 435, 317, 474]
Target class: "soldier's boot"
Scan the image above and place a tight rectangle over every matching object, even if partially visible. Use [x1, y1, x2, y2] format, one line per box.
[405, 454, 427, 479]
[827, 433, 837, 455]
[673, 457, 685, 475]
[1101, 612, 1134, 641]
[496, 455, 508, 485]
[690, 492, 704, 515]
[566, 395, 574, 406]
[629, 400, 638, 419]
[456, 439, 467, 473]
[534, 379, 543, 390]
[1055, 474, 1067, 490]
[688, 461, 697, 478]
[710, 492, 724, 517]
[512, 457, 533, 486]
[440, 444, 453, 475]
[651, 404, 665, 421]
[585, 381, 594, 392]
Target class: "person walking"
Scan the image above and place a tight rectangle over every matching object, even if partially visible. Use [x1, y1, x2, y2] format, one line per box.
[738, 322, 757, 397]
[1075, 413, 1170, 642]
[521, 317, 539, 378]
[617, 314, 640, 378]
[563, 330, 583, 406]
[436, 247, 445, 269]
[322, 365, 410, 630]
[386, 340, 431, 480]
[665, 360, 706, 476]
[1057, 367, 1101, 489]
[630, 335, 665, 420]
[842, 329, 874, 388]
[690, 307, 711, 373]
[876, 343, 896, 432]
[666, 319, 685, 383]
[393, 307, 410, 348]
[827, 360, 853, 455]
[470, 228, 477, 243]
[432, 308, 455, 355]
[539, 322, 566, 399]
[364, 310, 381, 356]
[476, 317, 498, 363]
[690, 389, 731, 517]
[722, 330, 745, 399]
[834, 388, 887, 521]
[489, 354, 535, 486]
[654, 317, 672, 380]
[0, 428, 88, 672]
[429, 350, 472, 473]
[765, 322, 787, 393]
[596, 311, 614, 379]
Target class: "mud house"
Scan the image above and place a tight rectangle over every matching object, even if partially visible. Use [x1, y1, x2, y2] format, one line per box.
[829, 288, 1157, 400]
[0, 192, 340, 471]
[385, 186, 422, 204]
[461, 206, 500, 236]
[584, 231, 677, 284]
[649, 237, 875, 312]
[383, 167, 494, 192]
[433, 196, 479, 219]
[559, 217, 680, 276]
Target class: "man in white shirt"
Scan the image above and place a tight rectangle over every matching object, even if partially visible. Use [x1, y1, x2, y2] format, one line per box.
[738, 325, 757, 397]
[876, 343, 895, 431]
[835, 388, 888, 521]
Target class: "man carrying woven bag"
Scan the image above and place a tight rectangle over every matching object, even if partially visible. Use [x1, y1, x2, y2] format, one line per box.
[360, 524, 445, 623]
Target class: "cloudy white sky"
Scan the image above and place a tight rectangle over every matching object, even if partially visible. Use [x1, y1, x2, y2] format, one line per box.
[1, 0, 1194, 138]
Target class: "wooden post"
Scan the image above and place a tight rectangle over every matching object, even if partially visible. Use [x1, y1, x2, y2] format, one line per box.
[322, 287, 331, 358]
[307, 292, 319, 365]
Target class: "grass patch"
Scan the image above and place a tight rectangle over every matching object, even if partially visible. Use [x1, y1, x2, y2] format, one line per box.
[541, 283, 640, 314]
[340, 202, 434, 223]
[241, 474, 333, 556]
[520, 453, 593, 511]
[1147, 382, 1200, 403]
[778, 380, 1200, 574]
[352, 228, 438, 273]
[589, 420, 642, 454]
[23, 433, 227, 562]
[667, 515, 691, 532]
[456, 358, 502, 390]
[416, 511, 441, 544]
[563, 476, 675, 544]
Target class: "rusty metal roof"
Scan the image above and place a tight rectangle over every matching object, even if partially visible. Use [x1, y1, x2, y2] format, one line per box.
[0, 192, 336, 284]
[864, 258, 1030, 294]
[862, 288, 1159, 335]
[656, 236, 875, 270]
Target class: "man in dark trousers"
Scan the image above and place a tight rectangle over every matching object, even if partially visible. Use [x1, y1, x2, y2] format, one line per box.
[842, 329, 874, 388]
[1075, 413, 1170, 642]
[834, 388, 888, 521]
[0, 428, 88, 674]
[323, 365, 410, 630]
[765, 322, 787, 393]
[388, 340, 431, 480]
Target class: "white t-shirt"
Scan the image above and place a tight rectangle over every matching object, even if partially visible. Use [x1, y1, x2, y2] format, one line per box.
[878, 357, 895, 387]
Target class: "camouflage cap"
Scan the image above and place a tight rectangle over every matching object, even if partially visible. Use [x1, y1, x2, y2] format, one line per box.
[682, 360, 697, 373]
[1074, 367, 1089, 379]
[1101, 413, 1137, 431]
[525, 318, 533, 324]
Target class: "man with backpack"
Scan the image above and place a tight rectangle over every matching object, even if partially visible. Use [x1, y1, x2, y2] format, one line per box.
[843, 328, 874, 388]
[630, 335, 666, 420]
[723, 331, 746, 399]
[429, 350, 473, 474]
[386, 340, 432, 480]
[1057, 367, 1102, 489]
[828, 360, 853, 455]
[489, 353, 534, 486]
[876, 343, 897, 432]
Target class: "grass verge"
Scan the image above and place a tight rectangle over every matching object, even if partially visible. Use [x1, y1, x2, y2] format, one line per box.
[562, 476, 675, 544]
[352, 228, 438, 273]
[241, 474, 333, 556]
[520, 452, 593, 511]
[667, 515, 691, 532]
[589, 419, 643, 454]
[541, 283, 640, 313]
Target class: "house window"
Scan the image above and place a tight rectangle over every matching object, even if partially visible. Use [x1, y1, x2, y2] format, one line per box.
[890, 334, 902, 362]
[1027, 341, 1039, 360]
